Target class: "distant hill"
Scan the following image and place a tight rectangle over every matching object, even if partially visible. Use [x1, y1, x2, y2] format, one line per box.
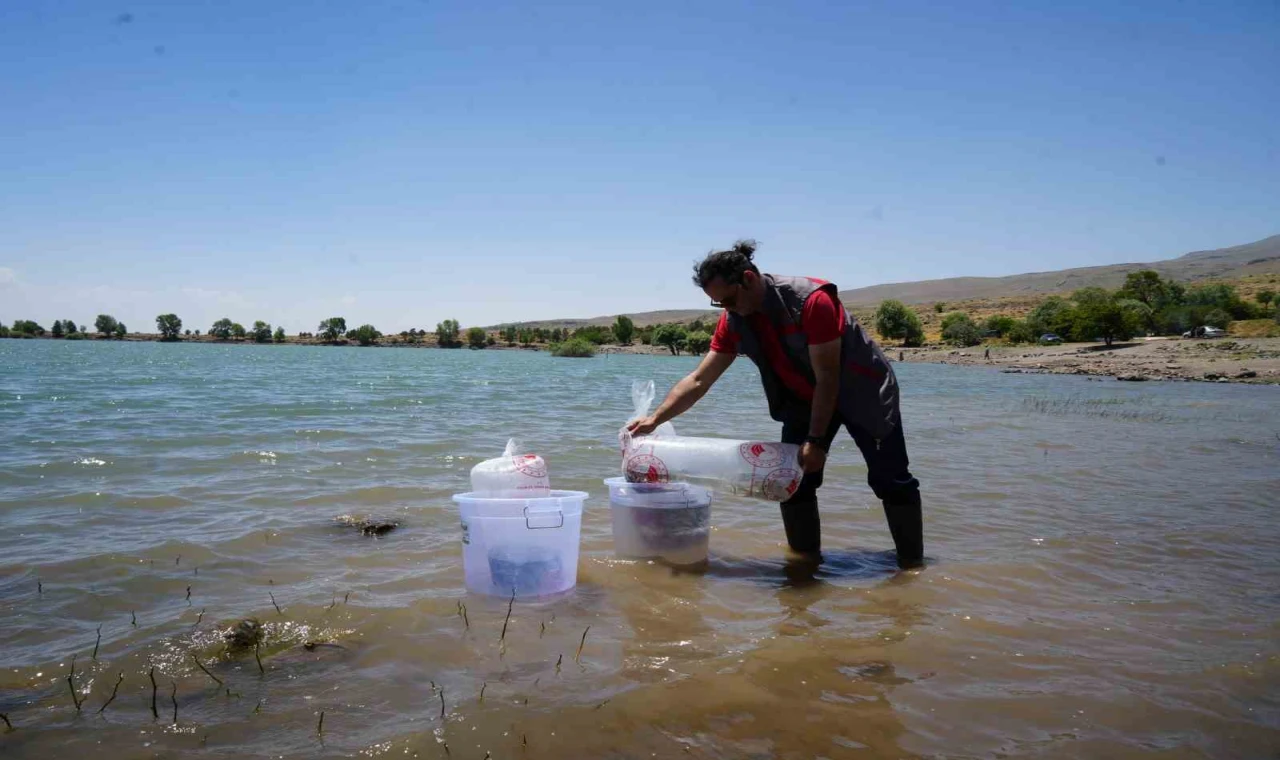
[488, 235, 1280, 329]
[835, 234, 1280, 306]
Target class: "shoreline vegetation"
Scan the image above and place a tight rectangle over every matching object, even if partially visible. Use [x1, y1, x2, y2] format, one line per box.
[5, 271, 1278, 383]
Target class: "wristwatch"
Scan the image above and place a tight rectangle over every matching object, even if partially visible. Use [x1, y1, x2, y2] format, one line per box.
[804, 435, 828, 451]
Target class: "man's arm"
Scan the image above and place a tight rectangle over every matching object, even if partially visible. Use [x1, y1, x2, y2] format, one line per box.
[627, 350, 736, 435]
[799, 338, 841, 472]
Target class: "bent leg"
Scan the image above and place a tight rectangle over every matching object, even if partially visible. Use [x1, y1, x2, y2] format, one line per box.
[778, 416, 841, 555]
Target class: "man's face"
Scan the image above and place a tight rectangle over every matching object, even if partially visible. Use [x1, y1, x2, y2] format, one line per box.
[704, 271, 760, 316]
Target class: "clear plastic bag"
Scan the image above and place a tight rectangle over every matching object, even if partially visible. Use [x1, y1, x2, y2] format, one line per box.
[470, 438, 551, 498]
[619, 380, 802, 501]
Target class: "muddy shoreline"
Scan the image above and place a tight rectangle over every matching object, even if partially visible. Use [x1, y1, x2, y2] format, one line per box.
[893, 337, 1280, 385]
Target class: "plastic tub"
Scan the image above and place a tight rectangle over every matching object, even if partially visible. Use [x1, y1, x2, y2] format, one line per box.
[604, 477, 712, 566]
[452, 491, 587, 599]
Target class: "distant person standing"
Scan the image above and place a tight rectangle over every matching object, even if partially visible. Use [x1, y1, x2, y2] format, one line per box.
[626, 241, 924, 569]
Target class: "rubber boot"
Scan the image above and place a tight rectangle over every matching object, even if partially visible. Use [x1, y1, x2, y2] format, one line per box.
[882, 492, 923, 569]
[779, 499, 822, 556]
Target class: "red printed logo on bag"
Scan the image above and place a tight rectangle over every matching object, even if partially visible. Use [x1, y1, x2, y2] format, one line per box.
[625, 454, 669, 484]
[513, 454, 547, 478]
[763, 468, 801, 501]
[739, 442, 784, 468]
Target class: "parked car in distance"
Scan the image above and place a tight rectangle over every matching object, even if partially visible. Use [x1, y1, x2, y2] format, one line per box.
[1181, 326, 1226, 339]
[1039, 333, 1063, 344]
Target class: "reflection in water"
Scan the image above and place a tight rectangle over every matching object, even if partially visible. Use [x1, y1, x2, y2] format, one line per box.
[0, 345, 1277, 757]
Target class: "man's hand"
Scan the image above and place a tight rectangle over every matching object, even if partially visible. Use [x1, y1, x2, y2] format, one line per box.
[626, 416, 660, 436]
[798, 441, 827, 474]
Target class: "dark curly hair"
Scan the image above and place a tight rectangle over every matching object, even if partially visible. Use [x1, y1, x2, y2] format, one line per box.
[692, 239, 759, 288]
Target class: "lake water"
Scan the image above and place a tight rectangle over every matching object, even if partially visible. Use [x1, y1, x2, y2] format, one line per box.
[1, 340, 1277, 758]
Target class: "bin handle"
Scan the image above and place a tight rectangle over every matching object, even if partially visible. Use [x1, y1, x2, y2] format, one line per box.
[524, 506, 564, 530]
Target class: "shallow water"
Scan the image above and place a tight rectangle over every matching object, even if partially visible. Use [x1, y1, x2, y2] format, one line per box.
[0, 340, 1277, 758]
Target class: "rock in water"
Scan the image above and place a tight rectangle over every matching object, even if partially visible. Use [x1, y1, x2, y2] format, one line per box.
[224, 618, 263, 650]
[333, 514, 399, 536]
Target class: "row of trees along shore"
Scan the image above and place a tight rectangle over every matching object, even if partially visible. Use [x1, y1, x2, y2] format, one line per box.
[874, 272, 1278, 347]
[0, 313, 716, 354]
[7, 273, 1272, 349]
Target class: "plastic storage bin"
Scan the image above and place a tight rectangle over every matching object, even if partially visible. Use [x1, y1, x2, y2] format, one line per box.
[604, 477, 713, 566]
[452, 490, 587, 598]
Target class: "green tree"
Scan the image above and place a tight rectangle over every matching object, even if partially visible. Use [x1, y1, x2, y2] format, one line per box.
[12, 319, 45, 335]
[466, 326, 487, 348]
[1070, 288, 1145, 346]
[51, 320, 65, 338]
[1203, 309, 1232, 330]
[210, 318, 234, 340]
[231, 322, 246, 340]
[941, 313, 982, 346]
[874, 300, 925, 347]
[0, 325, 9, 338]
[156, 314, 183, 341]
[1025, 297, 1075, 338]
[1256, 289, 1275, 309]
[654, 324, 688, 355]
[250, 320, 273, 343]
[95, 314, 119, 336]
[501, 326, 518, 345]
[519, 328, 534, 346]
[614, 315, 635, 345]
[933, 302, 946, 313]
[350, 324, 382, 346]
[983, 315, 1017, 337]
[114, 322, 128, 339]
[318, 317, 347, 343]
[550, 338, 596, 357]
[63, 320, 77, 335]
[436, 319, 461, 348]
[685, 330, 712, 354]
[1006, 320, 1037, 344]
[274, 326, 286, 343]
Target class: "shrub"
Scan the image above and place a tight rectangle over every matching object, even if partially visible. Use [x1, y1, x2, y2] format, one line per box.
[1006, 320, 1037, 344]
[614, 315, 635, 345]
[156, 314, 183, 341]
[875, 300, 925, 347]
[466, 326, 487, 348]
[350, 324, 382, 346]
[685, 330, 712, 354]
[941, 315, 982, 347]
[12, 319, 45, 336]
[933, 302, 946, 313]
[550, 338, 596, 357]
[983, 315, 1017, 337]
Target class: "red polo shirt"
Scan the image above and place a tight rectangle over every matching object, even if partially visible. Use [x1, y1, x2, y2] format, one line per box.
[709, 279, 845, 401]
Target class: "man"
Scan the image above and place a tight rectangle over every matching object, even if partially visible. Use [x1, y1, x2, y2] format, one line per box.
[626, 240, 924, 569]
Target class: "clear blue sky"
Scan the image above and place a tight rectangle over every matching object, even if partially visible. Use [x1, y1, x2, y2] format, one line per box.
[1, 0, 1276, 332]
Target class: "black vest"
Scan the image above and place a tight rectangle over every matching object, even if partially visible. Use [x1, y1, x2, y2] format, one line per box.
[727, 274, 900, 440]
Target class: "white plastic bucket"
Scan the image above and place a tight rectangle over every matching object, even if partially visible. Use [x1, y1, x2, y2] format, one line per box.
[452, 491, 587, 599]
[603, 477, 713, 566]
